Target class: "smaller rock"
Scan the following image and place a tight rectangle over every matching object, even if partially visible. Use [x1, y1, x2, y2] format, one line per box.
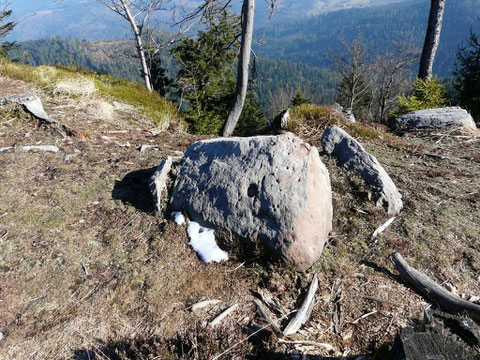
[272, 108, 290, 130]
[393, 107, 477, 130]
[322, 126, 403, 215]
[112, 101, 135, 111]
[1, 94, 57, 124]
[149, 157, 173, 212]
[345, 108, 356, 123]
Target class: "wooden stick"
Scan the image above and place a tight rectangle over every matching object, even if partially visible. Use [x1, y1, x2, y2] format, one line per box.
[283, 274, 318, 335]
[391, 252, 480, 321]
[210, 304, 239, 327]
[190, 299, 222, 312]
[278, 338, 334, 351]
[253, 298, 282, 334]
[350, 310, 377, 324]
[363, 295, 403, 308]
[371, 217, 395, 240]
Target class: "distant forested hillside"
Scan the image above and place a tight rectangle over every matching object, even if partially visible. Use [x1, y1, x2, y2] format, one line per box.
[255, 0, 480, 77]
[10, 0, 480, 117]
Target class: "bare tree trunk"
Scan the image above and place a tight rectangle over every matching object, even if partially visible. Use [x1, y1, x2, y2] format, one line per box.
[120, 0, 153, 91]
[418, 0, 446, 80]
[222, 0, 255, 137]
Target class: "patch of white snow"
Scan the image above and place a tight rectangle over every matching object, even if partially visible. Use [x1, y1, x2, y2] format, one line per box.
[187, 221, 228, 263]
[171, 211, 186, 225]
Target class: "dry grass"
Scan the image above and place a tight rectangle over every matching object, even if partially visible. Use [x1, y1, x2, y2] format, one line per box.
[53, 77, 97, 98]
[1, 73, 479, 359]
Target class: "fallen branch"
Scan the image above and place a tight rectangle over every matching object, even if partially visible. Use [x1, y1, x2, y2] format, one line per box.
[253, 298, 282, 335]
[391, 252, 480, 321]
[371, 217, 395, 240]
[350, 310, 377, 324]
[283, 274, 318, 336]
[190, 299, 222, 313]
[278, 339, 334, 351]
[210, 304, 239, 327]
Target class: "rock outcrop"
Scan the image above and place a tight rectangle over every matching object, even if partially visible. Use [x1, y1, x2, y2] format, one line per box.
[393, 107, 477, 130]
[170, 132, 333, 271]
[149, 156, 173, 212]
[322, 126, 403, 215]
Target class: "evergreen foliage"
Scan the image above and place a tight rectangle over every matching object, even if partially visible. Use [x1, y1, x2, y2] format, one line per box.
[291, 88, 311, 107]
[392, 77, 447, 118]
[172, 12, 266, 135]
[0, 5, 15, 58]
[454, 29, 480, 122]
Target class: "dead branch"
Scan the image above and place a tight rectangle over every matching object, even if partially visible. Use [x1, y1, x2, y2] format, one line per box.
[391, 252, 480, 321]
[283, 274, 318, 336]
[278, 339, 334, 351]
[209, 303, 239, 327]
[253, 298, 282, 335]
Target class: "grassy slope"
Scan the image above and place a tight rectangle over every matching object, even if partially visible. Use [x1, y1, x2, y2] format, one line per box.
[0, 64, 479, 359]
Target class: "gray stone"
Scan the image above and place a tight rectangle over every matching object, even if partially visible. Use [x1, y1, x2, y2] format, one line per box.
[113, 101, 135, 111]
[272, 108, 290, 130]
[170, 133, 333, 271]
[322, 126, 403, 215]
[1, 94, 57, 124]
[149, 157, 173, 212]
[393, 107, 477, 130]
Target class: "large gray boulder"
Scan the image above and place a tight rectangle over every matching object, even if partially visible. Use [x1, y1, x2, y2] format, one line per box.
[170, 132, 333, 271]
[393, 107, 477, 130]
[322, 126, 403, 215]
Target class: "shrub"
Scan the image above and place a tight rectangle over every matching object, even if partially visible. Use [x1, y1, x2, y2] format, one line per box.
[391, 77, 447, 118]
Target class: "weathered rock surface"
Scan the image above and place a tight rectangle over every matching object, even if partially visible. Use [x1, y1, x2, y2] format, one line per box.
[322, 126, 403, 215]
[393, 107, 477, 130]
[1, 94, 57, 124]
[170, 133, 333, 271]
[149, 156, 172, 212]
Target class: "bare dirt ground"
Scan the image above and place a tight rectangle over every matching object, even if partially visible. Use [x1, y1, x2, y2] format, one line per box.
[0, 75, 479, 359]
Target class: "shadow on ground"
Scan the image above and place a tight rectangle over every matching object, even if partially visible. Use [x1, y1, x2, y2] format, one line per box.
[112, 166, 157, 213]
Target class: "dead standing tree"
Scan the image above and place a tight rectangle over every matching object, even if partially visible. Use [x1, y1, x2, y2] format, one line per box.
[97, 0, 173, 91]
[418, 0, 446, 80]
[334, 39, 373, 118]
[372, 43, 420, 122]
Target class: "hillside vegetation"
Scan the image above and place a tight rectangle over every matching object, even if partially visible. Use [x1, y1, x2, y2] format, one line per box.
[0, 63, 479, 359]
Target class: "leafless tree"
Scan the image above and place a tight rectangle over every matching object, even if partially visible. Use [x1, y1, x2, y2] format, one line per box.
[334, 39, 373, 116]
[418, 0, 446, 80]
[372, 43, 420, 122]
[97, 0, 174, 91]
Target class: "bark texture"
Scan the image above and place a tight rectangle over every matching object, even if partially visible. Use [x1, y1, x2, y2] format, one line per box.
[222, 0, 255, 137]
[418, 0, 446, 80]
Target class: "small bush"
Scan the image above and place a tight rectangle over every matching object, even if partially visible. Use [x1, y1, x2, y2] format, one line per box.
[287, 103, 340, 135]
[391, 77, 447, 118]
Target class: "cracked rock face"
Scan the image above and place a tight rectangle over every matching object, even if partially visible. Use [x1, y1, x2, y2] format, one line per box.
[393, 107, 477, 130]
[170, 132, 333, 271]
[322, 126, 403, 215]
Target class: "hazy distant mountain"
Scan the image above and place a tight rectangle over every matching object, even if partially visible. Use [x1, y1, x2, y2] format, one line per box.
[8, 0, 411, 41]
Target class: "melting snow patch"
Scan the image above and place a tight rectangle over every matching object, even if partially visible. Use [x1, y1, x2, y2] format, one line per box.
[187, 221, 228, 263]
[171, 211, 186, 225]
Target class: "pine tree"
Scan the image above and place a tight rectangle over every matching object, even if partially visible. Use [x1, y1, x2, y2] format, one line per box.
[0, 5, 15, 58]
[172, 11, 266, 135]
[454, 29, 480, 121]
[291, 88, 311, 107]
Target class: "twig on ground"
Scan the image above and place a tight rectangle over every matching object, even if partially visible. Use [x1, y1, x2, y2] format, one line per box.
[391, 252, 480, 321]
[283, 274, 318, 335]
[371, 217, 395, 241]
[190, 299, 222, 312]
[253, 298, 282, 335]
[350, 310, 378, 324]
[210, 304, 239, 327]
[363, 295, 403, 308]
[278, 338, 334, 351]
